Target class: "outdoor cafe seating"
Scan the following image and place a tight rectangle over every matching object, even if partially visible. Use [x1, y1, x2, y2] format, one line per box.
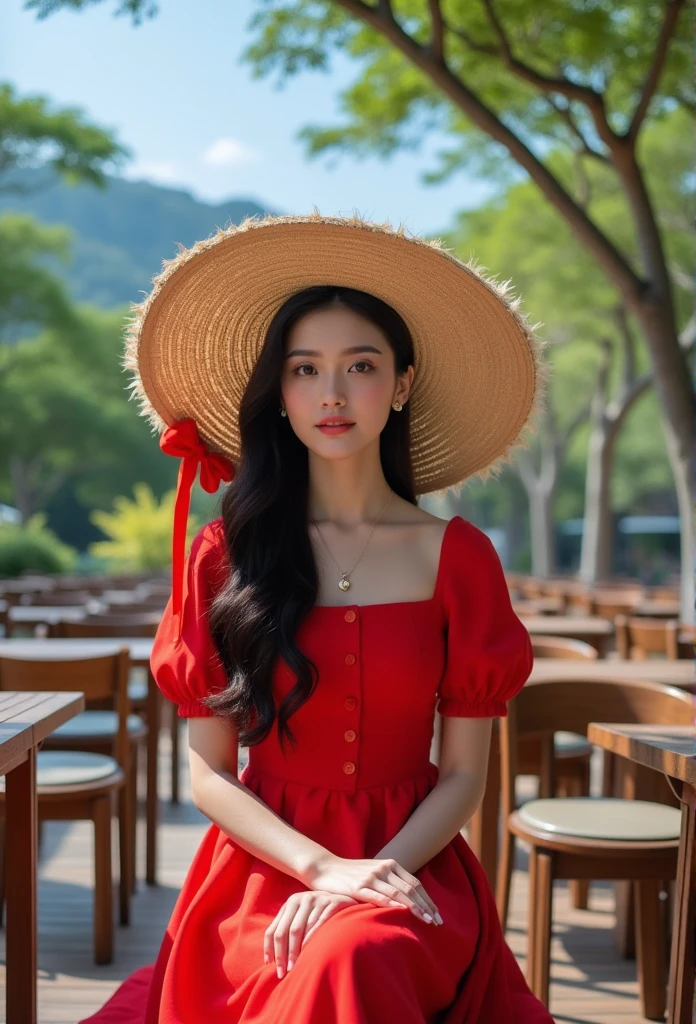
[0, 564, 694, 1020]
[0, 648, 133, 964]
[497, 676, 693, 1021]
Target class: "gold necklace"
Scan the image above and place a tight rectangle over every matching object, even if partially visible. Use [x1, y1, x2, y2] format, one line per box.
[311, 492, 393, 592]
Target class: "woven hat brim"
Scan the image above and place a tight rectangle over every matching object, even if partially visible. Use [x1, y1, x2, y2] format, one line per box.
[124, 212, 546, 495]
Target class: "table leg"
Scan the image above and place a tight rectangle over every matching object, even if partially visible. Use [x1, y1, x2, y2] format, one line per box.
[667, 783, 696, 1024]
[6, 748, 37, 1024]
[145, 671, 160, 885]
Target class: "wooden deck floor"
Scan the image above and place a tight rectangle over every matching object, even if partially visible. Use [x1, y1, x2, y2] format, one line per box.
[0, 738, 659, 1024]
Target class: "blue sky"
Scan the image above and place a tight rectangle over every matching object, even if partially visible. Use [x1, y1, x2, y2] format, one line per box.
[3, 0, 496, 237]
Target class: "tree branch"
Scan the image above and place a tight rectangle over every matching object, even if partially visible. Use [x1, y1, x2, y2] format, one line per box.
[334, 0, 648, 305]
[476, 0, 618, 151]
[546, 96, 611, 164]
[428, 0, 445, 64]
[627, 0, 686, 140]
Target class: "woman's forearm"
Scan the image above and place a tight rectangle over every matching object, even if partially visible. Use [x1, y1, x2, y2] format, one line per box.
[373, 772, 485, 875]
[192, 769, 332, 885]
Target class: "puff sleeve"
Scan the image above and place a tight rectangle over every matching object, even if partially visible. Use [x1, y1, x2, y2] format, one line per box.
[150, 518, 230, 717]
[436, 517, 533, 718]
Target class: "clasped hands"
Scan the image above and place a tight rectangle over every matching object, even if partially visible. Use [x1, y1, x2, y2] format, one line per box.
[264, 854, 443, 979]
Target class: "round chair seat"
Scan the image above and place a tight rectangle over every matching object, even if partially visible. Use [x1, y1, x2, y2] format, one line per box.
[518, 797, 681, 842]
[48, 710, 145, 740]
[554, 731, 591, 756]
[0, 751, 120, 789]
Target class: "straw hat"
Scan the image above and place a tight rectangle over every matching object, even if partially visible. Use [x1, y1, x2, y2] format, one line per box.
[122, 211, 546, 633]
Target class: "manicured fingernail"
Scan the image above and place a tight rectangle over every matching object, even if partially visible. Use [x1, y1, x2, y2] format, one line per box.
[435, 912, 444, 925]
[422, 912, 433, 923]
[264, 955, 269, 964]
[277, 965, 284, 979]
[287, 959, 294, 970]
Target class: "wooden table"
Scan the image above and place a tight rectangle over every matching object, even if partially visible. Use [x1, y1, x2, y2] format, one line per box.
[588, 723, 696, 1024]
[520, 616, 615, 656]
[531, 657, 695, 690]
[633, 600, 682, 619]
[0, 690, 85, 1024]
[0, 638, 160, 885]
[8, 606, 95, 632]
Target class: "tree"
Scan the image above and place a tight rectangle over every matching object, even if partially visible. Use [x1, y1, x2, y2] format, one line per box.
[24, 0, 696, 617]
[445, 110, 692, 579]
[244, 0, 696, 614]
[0, 82, 131, 197]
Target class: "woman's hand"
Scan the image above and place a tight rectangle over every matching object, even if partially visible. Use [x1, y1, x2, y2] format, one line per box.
[303, 855, 443, 926]
[264, 890, 358, 979]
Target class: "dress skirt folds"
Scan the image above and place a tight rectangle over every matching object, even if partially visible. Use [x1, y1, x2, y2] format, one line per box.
[79, 515, 555, 1024]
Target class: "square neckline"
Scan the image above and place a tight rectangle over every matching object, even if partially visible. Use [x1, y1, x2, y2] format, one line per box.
[312, 514, 459, 611]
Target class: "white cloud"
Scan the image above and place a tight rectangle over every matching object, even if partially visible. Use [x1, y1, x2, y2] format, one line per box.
[202, 137, 260, 168]
[122, 161, 182, 186]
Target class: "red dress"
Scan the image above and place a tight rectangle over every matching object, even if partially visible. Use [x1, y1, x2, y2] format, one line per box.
[80, 514, 554, 1024]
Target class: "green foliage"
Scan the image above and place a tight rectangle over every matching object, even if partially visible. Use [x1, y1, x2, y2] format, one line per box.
[88, 483, 201, 571]
[241, 0, 694, 196]
[0, 512, 78, 576]
[0, 213, 78, 341]
[0, 82, 131, 195]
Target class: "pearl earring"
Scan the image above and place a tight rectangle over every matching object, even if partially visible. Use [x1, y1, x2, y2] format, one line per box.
[279, 407, 288, 417]
[392, 400, 403, 412]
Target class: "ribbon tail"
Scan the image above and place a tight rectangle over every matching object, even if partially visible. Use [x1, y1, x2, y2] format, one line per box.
[171, 455, 198, 642]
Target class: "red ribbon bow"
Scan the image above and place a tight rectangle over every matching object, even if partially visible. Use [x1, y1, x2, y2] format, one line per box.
[160, 418, 235, 639]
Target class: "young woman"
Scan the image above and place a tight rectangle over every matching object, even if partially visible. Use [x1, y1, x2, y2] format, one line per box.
[82, 213, 551, 1023]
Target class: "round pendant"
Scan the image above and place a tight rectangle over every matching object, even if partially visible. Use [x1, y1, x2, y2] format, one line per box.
[338, 577, 350, 592]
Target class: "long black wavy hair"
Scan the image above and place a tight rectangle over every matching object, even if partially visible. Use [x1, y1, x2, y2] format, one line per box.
[203, 286, 416, 752]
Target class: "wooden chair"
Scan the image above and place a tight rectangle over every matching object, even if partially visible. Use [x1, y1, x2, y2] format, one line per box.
[101, 600, 166, 615]
[678, 626, 695, 661]
[36, 636, 147, 912]
[56, 616, 168, 882]
[531, 636, 599, 660]
[497, 677, 692, 1020]
[0, 649, 132, 964]
[589, 588, 644, 620]
[615, 615, 680, 660]
[26, 590, 95, 607]
[528, 635, 597, 909]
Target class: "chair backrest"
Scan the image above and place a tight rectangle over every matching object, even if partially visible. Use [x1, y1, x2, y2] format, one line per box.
[58, 615, 160, 638]
[512, 599, 544, 616]
[0, 647, 131, 766]
[615, 615, 680, 660]
[500, 676, 694, 817]
[531, 635, 599, 660]
[29, 590, 94, 607]
[649, 586, 679, 603]
[101, 601, 166, 615]
[590, 588, 643, 620]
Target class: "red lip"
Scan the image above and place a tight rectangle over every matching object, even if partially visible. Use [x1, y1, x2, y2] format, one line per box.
[316, 418, 355, 435]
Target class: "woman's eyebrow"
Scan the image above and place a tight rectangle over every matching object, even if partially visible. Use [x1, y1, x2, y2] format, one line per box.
[285, 345, 383, 358]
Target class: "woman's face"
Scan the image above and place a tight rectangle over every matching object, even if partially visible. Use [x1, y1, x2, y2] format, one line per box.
[280, 305, 413, 464]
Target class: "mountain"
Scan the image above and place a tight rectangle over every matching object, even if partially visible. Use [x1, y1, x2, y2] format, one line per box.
[0, 167, 280, 309]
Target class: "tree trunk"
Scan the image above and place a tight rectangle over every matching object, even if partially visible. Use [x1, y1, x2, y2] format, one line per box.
[662, 422, 695, 625]
[528, 486, 555, 577]
[579, 418, 618, 582]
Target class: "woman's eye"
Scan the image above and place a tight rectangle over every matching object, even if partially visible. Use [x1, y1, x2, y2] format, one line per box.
[351, 361, 374, 373]
[293, 364, 316, 376]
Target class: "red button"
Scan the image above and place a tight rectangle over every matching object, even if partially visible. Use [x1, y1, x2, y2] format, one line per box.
[343, 761, 356, 774]
[344, 729, 356, 742]
[344, 697, 357, 711]
[344, 653, 356, 666]
[344, 610, 357, 623]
